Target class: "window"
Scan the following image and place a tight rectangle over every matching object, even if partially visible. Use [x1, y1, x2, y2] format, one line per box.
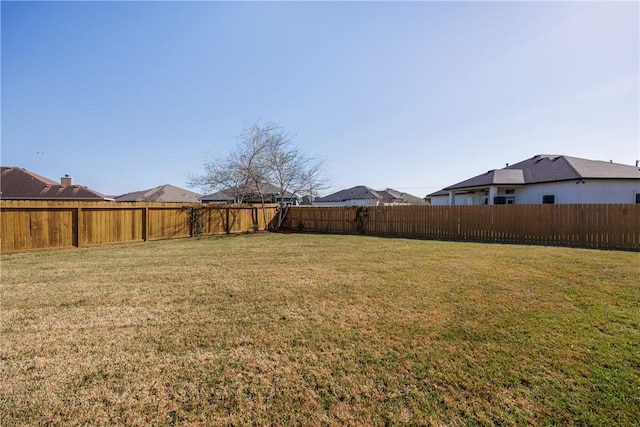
[494, 196, 506, 205]
[636, 193, 640, 204]
[542, 194, 555, 204]
[505, 189, 515, 195]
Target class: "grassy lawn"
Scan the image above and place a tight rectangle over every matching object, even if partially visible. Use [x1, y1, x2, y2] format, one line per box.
[1, 234, 639, 426]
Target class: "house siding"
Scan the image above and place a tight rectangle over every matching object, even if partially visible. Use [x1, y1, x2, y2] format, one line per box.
[514, 180, 640, 204]
[430, 179, 640, 205]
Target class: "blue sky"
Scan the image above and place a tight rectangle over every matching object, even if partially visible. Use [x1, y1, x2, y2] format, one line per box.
[2, 1, 638, 197]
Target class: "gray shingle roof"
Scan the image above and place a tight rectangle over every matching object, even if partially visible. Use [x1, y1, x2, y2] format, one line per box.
[430, 155, 640, 195]
[507, 155, 640, 182]
[315, 185, 424, 204]
[199, 189, 236, 202]
[115, 185, 201, 203]
[381, 188, 427, 204]
[201, 183, 294, 202]
[443, 169, 525, 190]
[315, 186, 381, 202]
[555, 155, 639, 179]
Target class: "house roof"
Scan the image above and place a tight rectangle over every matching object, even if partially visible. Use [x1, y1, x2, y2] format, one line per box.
[442, 169, 526, 190]
[381, 188, 427, 204]
[0, 166, 113, 201]
[201, 183, 294, 201]
[315, 186, 379, 203]
[510, 155, 640, 182]
[115, 185, 201, 203]
[428, 155, 640, 196]
[200, 189, 236, 202]
[315, 185, 424, 204]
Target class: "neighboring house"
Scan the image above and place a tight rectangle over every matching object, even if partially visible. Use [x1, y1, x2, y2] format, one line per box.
[299, 195, 315, 206]
[200, 183, 298, 205]
[314, 185, 426, 206]
[0, 166, 113, 201]
[116, 185, 201, 203]
[427, 154, 640, 205]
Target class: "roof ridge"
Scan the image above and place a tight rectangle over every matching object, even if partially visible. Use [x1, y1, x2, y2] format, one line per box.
[560, 155, 583, 179]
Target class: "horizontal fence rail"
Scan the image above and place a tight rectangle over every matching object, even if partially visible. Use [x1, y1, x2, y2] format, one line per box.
[283, 205, 640, 251]
[3, 202, 638, 252]
[0, 201, 279, 253]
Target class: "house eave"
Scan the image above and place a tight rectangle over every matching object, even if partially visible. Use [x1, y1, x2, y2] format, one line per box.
[445, 183, 525, 192]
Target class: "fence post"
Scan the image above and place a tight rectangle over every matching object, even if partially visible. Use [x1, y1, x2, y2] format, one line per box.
[253, 207, 258, 230]
[142, 207, 149, 241]
[579, 205, 586, 247]
[225, 207, 230, 234]
[75, 207, 83, 248]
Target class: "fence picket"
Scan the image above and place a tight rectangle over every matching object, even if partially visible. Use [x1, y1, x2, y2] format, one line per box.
[283, 204, 639, 251]
[1, 201, 278, 253]
[3, 202, 638, 252]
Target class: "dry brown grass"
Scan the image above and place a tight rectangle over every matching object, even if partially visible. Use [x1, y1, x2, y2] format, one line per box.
[1, 233, 639, 425]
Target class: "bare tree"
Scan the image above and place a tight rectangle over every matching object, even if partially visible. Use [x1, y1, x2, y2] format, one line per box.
[189, 121, 328, 229]
[263, 128, 328, 227]
[190, 155, 249, 203]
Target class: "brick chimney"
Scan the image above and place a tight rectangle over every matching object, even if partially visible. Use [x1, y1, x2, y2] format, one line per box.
[61, 174, 73, 186]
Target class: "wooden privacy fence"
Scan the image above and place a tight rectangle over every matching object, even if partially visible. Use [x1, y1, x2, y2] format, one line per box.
[283, 204, 640, 250]
[0, 201, 279, 253]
